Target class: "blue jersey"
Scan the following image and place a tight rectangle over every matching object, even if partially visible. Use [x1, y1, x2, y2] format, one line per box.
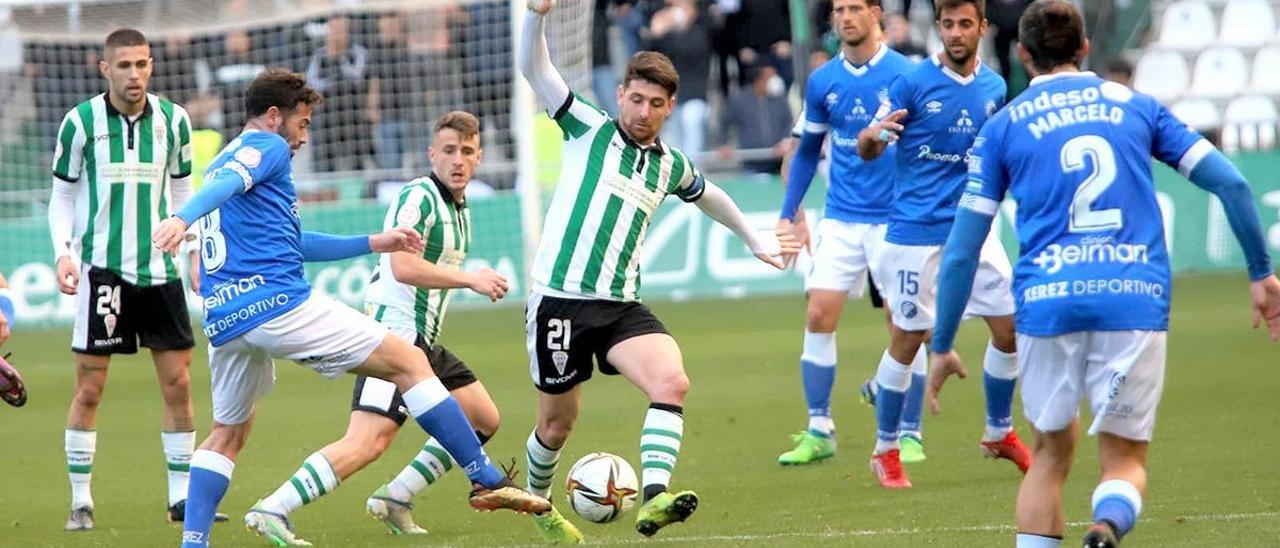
[881, 54, 1006, 245]
[964, 72, 1206, 336]
[197, 131, 311, 346]
[801, 44, 915, 223]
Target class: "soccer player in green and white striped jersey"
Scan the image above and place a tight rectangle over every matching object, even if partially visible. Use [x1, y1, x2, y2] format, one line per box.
[46, 28, 221, 531]
[520, 0, 800, 541]
[243, 112, 514, 545]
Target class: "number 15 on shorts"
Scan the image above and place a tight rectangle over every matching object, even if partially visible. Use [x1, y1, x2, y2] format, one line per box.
[897, 270, 919, 296]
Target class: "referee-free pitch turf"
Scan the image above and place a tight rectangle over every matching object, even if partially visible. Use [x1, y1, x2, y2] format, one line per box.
[0, 273, 1276, 547]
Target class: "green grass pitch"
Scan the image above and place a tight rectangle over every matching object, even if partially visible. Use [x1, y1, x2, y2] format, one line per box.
[0, 273, 1276, 546]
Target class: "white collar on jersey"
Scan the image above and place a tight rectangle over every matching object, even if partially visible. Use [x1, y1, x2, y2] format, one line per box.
[931, 52, 983, 86]
[840, 42, 888, 77]
[1029, 70, 1097, 87]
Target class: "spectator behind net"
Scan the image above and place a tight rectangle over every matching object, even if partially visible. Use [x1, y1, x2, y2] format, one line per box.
[646, 0, 713, 155]
[717, 62, 793, 175]
[305, 14, 374, 172]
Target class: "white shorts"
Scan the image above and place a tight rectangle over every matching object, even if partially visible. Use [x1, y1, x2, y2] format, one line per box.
[208, 294, 388, 425]
[805, 219, 887, 298]
[879, 232, 1015, 331]
[1018, 331, 1167, 441]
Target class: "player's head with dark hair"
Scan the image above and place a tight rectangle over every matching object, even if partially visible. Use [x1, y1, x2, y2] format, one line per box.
[430, 111, 483, 195]
[831, 0, 883, 49]
[244, 69, 324, 153]
[99, 28, 152, 112]
[618, 51, 680, 145]
[1017, 0, 1088, 76]
[933, 0, 987, 68]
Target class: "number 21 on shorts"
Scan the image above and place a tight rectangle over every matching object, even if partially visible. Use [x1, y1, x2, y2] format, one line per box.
[547, 318, 572, 351]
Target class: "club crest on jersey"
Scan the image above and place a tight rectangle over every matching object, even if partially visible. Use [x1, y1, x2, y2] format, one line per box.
[825, 92, 839, 108]
[926, 100, 943, 114]
[552, 350, 569, 376]
[104, 313, 117, 337]
[234, 146, 262, 168]
[900, 301, 918, 319]
[985, 100, 997, 116]
[878, 88, 889, 103]
[154, 124, 166, 145]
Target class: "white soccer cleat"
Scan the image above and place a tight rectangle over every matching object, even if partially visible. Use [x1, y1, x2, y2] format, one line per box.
[366, 485, 427, 536]
[244, 503, 312, 546]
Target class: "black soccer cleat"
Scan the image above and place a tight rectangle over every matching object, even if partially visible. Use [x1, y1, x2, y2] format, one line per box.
[1082, 521, 1120, 548]
[167, 500, 230, 524]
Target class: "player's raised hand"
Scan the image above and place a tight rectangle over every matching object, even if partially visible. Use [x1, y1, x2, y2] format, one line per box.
[468, 268, 510, 302]
[370, 227, 425, 255]
[153, 216, 190, 256]
[927, 350, 968, 415]
[873, 109, 908, 142]
[528, 0, 555, 14]
[1250, 274, 1280, 340]
[55, 256, 80, 295]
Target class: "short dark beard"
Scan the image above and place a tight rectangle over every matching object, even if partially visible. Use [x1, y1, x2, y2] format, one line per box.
[945, 47, 975, 68]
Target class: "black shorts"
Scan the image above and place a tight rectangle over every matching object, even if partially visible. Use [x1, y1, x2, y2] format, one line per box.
[350, 337, 477, 426]
[526, 293, 670, 394]
[72, 266, 194, 355]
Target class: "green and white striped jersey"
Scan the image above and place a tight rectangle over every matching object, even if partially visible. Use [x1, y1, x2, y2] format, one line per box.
[52, 92, 194, 286]
[532, 93, 705, 301]
[365, 174, 472, 348]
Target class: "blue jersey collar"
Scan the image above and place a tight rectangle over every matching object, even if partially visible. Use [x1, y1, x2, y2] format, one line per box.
[840, 42, 888, 77]
[1029, 70, 1097, 87]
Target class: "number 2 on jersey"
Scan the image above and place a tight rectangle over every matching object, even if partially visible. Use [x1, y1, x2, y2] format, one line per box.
[1061, 135, 1122, 233]
[200, 209, 228, 273]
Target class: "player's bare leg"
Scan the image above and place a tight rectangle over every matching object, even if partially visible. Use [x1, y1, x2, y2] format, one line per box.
[1015, 423, 1075, 546]
[355, 335, 548, 514]
[979, 315, 1031, 473]
[780, 290, 844, 465]
[608, 333, 698, 537]
[527, 386, 585, 543]
[152, 348, 215, 523]
[64, 353, 109, 531]
[1083, 434, 1149, 547]
[367, 381, 501, 535]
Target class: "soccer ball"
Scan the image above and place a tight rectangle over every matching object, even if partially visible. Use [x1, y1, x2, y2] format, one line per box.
[564, 452, 639, 523]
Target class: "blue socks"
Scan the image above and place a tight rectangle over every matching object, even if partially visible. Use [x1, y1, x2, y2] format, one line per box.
[181, 449, 234, 547]
[1092, 479, 1142, 538]
[402, 378, 504, 487]
[900, 344, 927, 437]
[982, 341, 1018, 440]
[873, 350, 912, 454]
[800, 331, 837, 437]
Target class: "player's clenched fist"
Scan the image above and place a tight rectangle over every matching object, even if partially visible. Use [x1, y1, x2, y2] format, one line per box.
[153, 216, 190, 255]
[527, 0, 555, 14]
[468, 268, 510, 302]
[370, 226, 426, 255]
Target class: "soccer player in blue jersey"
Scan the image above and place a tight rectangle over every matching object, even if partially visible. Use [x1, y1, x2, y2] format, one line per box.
[855, 0, 1031, 488]
[152, 70, 549, 547]
[775, 0, 924, 466]
[929, 2, 1280, 546]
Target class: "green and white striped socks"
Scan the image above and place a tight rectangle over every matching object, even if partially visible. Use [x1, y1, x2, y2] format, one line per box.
[260, 452, 339, 515]
[525, 430, 561, 500]
[386, 437, 455, 502]
[640, 403, 684, 502]
[65, 428, 95, 510]
[161, 430, 195, 506]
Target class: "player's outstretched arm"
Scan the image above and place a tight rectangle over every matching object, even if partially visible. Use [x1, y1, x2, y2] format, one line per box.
[390, 253, 509, 303]
[519, 0, 573, 112]
[926, 206, 993, 414]
[694, 181, 800, 270]
[153, 169, 248, 254]
[1182, 146, 1280, 338]
[299, 227, 425, 263]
